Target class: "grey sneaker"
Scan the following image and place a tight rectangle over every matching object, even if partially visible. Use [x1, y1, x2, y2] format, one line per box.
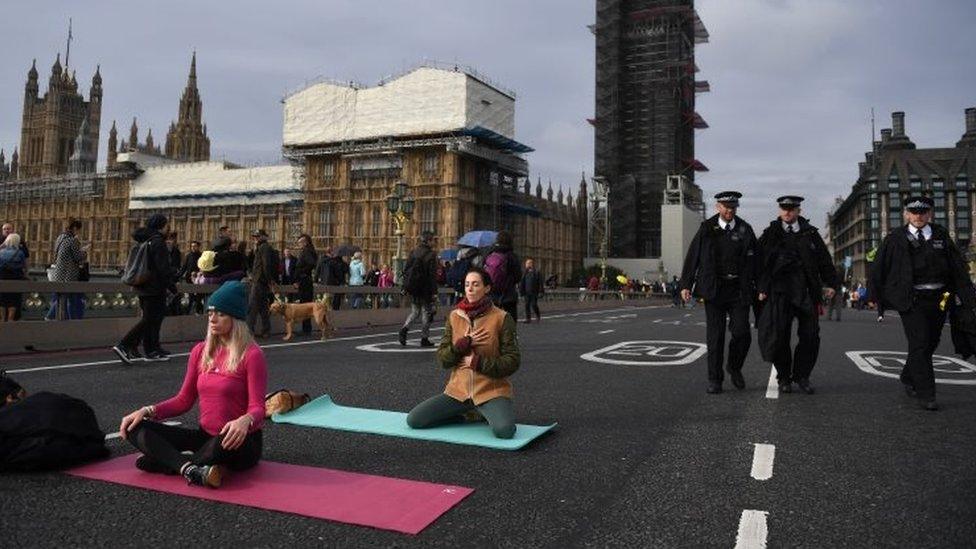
[183, 464, 223, 488]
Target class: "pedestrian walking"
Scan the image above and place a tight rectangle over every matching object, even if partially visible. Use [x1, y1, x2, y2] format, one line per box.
[679, 191, 759, 393]
[246, 229, 278, 338]
[406, 266, 520, 439]
[46, 218, 88, 320]
[348, 251, 366, 309]
[448, 246, 480, 302]
[519, 258, 544, 323]
[118, 280, 266, 488]
[483, 230, 522, 321]
[399, 232, 438, 347]
[757, 196, 839, 395]
[294, 234, 318, 336]
[113, 214, 175, 363]
[2, 223, 29, 320]
[869, 196, 975, 410]
[182, 241, 204, 314]
[377, 264, 394, 308]
[280, 248, 297, 287]
[669, 276, 682, 308]
[0, 233, 28, 321]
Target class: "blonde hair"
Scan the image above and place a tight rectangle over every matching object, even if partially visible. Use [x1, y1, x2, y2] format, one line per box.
[200, 317, 254, 374]
[1, 233, 20, 249]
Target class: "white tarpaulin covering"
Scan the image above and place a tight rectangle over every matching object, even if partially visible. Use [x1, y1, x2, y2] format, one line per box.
[283, 67, 515, 146]
[129, 161, 300, 210]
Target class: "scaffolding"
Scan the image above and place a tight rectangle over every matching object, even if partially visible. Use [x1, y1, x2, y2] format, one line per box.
[594, 0, 708, 258]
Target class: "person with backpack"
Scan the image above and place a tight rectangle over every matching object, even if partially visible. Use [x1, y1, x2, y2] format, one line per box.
[118, 281, 267, 488]
[483, 230, 522, 321]
[247, 229, 279, 338]
[399, 231, 438, 347]
[0, 233, 28, 321]
[519, 258, 544, 323]
[113, 214, 176, 363]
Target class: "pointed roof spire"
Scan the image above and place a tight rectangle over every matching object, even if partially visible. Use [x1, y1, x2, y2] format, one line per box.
[535, 176, 543, 198]
[547, 179, 554, 201]
[52, 53, 62, 75]
[92, 64, 102, 85]
[189, 51, 197, 82]
[28, 59, 38, 80]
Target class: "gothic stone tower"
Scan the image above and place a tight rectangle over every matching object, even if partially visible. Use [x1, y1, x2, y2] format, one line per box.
[18, 55, 102, 179]
[165, 52, 210, 162]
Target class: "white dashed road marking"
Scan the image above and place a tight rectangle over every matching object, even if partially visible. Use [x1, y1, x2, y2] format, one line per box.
[734, 510, 769, 549]
[598, 329, 615, 334]
[750, 443, 775, 481]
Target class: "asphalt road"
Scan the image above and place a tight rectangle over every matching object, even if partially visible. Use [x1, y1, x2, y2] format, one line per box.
[2, 304, 974, 548]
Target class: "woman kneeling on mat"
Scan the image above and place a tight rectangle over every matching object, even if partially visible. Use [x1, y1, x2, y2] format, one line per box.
[407, 266, 520, 439]
[119, 281, 267, 488]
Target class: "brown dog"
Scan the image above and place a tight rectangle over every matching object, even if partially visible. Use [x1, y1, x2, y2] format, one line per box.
[268, 298, 334, 341]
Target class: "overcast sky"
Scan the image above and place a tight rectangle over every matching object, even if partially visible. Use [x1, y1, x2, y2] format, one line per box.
[1, 0, 973, 229]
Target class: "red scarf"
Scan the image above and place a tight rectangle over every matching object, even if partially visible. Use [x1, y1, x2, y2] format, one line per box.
[456, 296, 493, 319]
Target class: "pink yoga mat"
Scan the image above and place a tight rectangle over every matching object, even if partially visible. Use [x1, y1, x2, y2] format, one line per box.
[67, 454, 473, 535]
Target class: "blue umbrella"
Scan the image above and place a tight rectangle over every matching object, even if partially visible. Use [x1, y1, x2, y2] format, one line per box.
[457, 230, 497, 248]
[439, 248, 459, 261]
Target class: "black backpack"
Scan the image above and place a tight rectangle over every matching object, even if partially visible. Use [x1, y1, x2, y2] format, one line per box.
[0, 392, 109, 472]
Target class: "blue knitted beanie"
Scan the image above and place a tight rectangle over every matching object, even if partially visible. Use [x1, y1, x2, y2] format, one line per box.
[207, 281, 248, 320]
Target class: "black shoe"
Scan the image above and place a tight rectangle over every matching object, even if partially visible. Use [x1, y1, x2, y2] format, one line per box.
[182, 464, 223, 488]
[112, 345, 137, 365]
[144, 351, 171, 362]
[779, 382, 793, 394]
[419, 338, 435, 348]
[903, 383, 918, 398]
[920, 399, 939, 411]
[730, 371, 745, 390]
[136, 455, 176, 475]
[156, 348, 172, 357]
[796, 378, 815, 395]
[398, 327, 408, 346]
[706, 382, 723, 394]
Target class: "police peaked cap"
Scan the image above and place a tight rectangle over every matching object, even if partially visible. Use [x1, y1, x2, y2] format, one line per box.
[714, 191, 742, 205]
[776, 195, 804, 208]
[904, 196, 934, 211]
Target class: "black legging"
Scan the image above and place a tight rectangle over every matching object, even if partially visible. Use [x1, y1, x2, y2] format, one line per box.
[524, 294, 541, 321]
[127, 421, 262, 474]
[119, 294, 167, 353]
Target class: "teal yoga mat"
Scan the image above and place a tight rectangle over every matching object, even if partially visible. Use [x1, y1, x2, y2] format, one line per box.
[273, 395, 556, 451]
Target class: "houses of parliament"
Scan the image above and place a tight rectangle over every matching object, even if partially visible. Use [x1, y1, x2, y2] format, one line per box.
[0, 43, 586, 283]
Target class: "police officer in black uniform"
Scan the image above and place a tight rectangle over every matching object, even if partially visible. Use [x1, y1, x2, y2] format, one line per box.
[757, 196, 839, 395]
[680, 191, 759, 393]
[869, 196, 975, 411]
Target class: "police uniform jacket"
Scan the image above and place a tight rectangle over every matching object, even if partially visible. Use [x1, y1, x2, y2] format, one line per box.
[869, 223, 975, 313]
[679, 214, 759, 301]
[757, 216, 839, 305]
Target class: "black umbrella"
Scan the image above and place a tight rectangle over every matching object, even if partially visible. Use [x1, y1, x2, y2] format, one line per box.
[333, 243, 362, 257]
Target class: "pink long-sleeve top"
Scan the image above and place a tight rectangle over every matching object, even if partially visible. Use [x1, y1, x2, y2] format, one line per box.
[153, 341, 267, 436]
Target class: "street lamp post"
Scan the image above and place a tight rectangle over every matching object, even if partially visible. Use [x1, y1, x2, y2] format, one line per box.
[386, 181, 415, 285]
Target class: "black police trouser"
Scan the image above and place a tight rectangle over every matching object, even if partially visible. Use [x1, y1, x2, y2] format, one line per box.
[704, 280, 751, 383]
[898, 291, 946, 400]
[524, 294, 541, 321]
[770, 296, 820, 383]
[297, 277, 314, 335]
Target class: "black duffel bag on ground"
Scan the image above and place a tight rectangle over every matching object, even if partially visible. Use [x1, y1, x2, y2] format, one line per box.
[0, 391, 109, 472]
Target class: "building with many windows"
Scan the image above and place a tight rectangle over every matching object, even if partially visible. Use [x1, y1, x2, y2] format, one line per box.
[282, 64, 586, 282]
[829, 109, 976, 284]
